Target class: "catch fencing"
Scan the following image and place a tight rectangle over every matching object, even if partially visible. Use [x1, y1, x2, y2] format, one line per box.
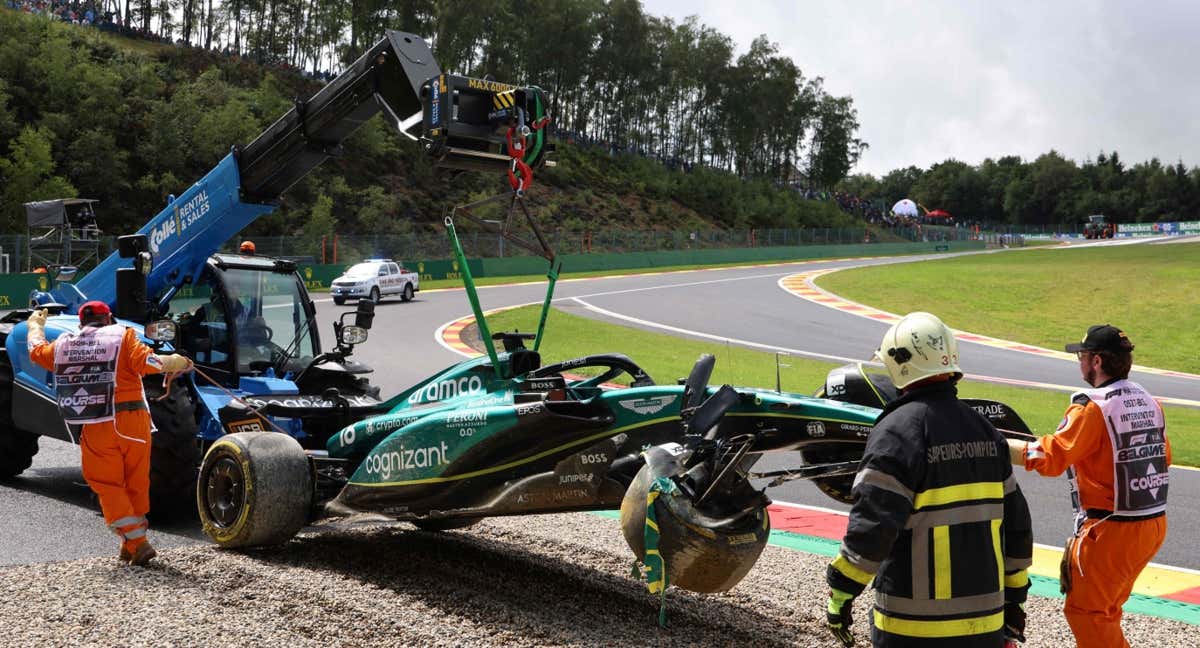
[0, 224, 1016, 272]
[224, 225, 998, 265]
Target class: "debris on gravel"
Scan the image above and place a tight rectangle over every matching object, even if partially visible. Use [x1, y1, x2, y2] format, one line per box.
[0, 513, 1191, 647]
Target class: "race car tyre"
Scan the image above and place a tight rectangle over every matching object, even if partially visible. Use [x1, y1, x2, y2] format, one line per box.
[799, 443, 863, 504]
[401, 283, 414, 302]
[619, 465, 770, 594]
[146, 378, 201, 517]
[198, 432, 313, 548]
[411, 517, 481, 532]
[333, 296, 346, 305]
[0, 356, 38, 479]
[369, 287, 381, 304]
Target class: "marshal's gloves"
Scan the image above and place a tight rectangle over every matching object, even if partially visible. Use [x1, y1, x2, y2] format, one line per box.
[1003, 601, 1026, 643]
[157, 354, 194, 373]
[826, 589, 856, 647]
[26, 309, 49, 348]
[1007, 438, 1028, 466]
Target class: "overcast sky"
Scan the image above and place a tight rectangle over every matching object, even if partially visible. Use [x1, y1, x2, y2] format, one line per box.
[642, 0, 1200, 178]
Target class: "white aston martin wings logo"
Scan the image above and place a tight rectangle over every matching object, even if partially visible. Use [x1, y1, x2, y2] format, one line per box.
[618, 395, 678, 415]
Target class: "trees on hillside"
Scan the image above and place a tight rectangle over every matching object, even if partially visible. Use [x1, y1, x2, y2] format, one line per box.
[80, 0, 862, 188]
[839, 150, 1200, 228]
[0, 9, 856, 237]
[5, 5, 1199, 235]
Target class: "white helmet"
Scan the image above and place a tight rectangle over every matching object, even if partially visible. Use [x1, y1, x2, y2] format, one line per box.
[875, 312, 962, 389]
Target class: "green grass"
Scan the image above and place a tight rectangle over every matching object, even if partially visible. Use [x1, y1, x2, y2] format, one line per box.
[818, 243, 1200, 373]
[486, 304, 837, 390]
[1019, 238, 1068, 248]
[482, 305, 1200, 466]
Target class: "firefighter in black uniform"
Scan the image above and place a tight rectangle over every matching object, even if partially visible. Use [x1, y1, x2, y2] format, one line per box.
[824, 312, 1034, 647]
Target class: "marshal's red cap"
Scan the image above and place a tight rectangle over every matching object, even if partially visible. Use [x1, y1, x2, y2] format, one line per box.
[78, 300, 112, 322]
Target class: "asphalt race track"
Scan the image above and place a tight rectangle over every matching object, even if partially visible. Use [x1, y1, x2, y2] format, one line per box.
[3, 240, 1198, 574]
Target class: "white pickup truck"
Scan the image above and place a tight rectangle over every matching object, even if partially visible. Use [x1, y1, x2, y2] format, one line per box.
[330, 258, 419, 305]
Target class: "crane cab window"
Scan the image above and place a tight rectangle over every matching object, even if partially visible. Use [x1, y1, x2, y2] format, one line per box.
[221, 267, 318, 374]
[170, 265, 318, 379]
[171, 275, 232, 370]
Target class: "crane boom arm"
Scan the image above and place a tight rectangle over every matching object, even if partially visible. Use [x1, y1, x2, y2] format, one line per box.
[68, 30, 534, 312]
[238, 31, 440, 202]
[71, 31, 443, 308]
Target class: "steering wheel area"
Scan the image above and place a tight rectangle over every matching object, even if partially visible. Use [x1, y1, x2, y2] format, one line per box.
[241, 325, 299, 375]
[240, 322, 274, 344]
[244, 342, 291, 372]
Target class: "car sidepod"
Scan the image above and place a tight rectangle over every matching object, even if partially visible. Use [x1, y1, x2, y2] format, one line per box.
[333, 396, 630, 516]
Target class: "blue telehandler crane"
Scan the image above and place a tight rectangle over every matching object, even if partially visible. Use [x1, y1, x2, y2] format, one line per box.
[0, 30, 553, 513]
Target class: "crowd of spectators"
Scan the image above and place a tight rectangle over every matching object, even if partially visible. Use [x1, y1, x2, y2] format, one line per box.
[6, 0, 106, 27]
[780, 184, 973, 242]
[832, 190, 886, 222]
[787, 183, 909, 226]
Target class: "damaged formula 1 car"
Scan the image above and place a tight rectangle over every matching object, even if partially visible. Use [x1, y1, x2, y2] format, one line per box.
[197, 189, 1036, 600]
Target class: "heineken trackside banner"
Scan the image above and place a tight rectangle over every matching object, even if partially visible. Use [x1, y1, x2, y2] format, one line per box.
[1119, 221, 1200, 234]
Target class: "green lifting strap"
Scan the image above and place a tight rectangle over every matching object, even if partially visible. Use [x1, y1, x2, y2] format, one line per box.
[445, 216, 501, 377]
[525, 87, 547, 165]
[532, 260, 560, 352]
[641, 475, 678, 627]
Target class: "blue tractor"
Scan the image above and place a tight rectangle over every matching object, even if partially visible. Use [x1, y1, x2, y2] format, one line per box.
[0, 31, 553, 513]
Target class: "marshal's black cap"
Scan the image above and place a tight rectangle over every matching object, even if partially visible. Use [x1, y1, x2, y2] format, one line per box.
[1065, 324, 1134, 354]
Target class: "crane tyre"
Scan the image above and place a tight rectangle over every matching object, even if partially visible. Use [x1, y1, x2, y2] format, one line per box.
[0, 356, 38, 478]
[145, 378, 201, 518]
